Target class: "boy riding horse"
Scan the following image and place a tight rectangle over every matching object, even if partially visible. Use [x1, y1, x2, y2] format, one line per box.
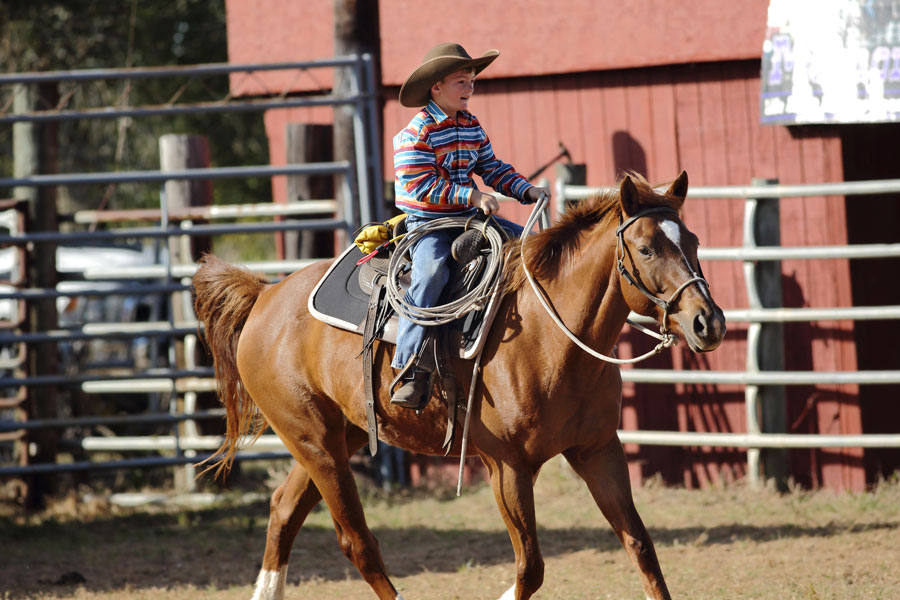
[391, 42, 549, 408]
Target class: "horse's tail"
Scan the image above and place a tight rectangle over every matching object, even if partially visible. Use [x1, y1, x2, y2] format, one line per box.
[192, 253, 269, 478]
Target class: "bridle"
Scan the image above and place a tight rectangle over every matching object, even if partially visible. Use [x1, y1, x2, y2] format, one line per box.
[520, 196, 709, 365]
[615, 206, 709, 335]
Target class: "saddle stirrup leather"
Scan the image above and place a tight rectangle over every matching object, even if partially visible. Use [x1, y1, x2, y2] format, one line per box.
[362, 273, 388, 455]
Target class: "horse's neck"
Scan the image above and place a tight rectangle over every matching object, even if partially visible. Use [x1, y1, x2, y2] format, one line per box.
[521, 227, 631, 362]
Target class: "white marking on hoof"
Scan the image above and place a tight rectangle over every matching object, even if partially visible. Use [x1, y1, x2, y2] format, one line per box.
[498, 583, 516, 600]
[251, 566, 287, 600]
[395, 595, 406, 600]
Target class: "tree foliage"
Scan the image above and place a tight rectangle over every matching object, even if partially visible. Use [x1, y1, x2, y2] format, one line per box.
[0, 0, 271, 211]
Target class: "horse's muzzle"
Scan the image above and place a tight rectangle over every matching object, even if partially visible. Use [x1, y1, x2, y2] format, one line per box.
[681, 304, 726, 353]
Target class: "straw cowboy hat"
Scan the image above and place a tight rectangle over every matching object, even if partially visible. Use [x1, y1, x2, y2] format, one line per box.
[399, 43, 499, 108]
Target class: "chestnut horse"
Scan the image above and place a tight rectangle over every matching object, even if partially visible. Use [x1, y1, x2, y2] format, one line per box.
[192, 171, 725, 600]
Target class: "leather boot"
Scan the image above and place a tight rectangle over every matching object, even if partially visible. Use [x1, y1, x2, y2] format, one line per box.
[390, 369, 431, 409]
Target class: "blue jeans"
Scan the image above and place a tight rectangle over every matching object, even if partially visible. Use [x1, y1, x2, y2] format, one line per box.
[391, 213, 524, 369]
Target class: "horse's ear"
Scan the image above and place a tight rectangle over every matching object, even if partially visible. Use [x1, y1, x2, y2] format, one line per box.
[665, 170, 689, 208]
[619, 175, 641, 216]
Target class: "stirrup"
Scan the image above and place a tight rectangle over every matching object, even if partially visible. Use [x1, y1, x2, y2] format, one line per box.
[390, 369, 432, 410]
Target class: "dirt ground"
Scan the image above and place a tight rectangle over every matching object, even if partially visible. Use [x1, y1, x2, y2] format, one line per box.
[2, 458, 899, 600]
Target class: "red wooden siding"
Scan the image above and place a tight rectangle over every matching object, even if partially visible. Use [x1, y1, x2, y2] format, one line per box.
[381, 61, 862, 491]
[227, 0, 872, 491]
[225, 0, 336, 92]
[225, 0, 770, 93]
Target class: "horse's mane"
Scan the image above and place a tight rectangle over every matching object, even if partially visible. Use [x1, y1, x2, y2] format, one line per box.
[502, 172, 681, 292]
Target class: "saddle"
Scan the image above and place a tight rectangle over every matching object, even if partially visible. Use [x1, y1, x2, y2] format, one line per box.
[308, 219, 509, 455]
[308, 237, 503, 359]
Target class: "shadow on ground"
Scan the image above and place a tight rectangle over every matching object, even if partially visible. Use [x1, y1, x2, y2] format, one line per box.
[2, 498, 896, 598]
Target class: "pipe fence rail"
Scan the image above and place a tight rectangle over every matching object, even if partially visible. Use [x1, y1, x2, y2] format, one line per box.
[0, 176, 897, 485]
[0, 60, 897, 487]
[0, 56, 384, 224]
[0, 57, 383, 488]
[557, 177, 900, 484]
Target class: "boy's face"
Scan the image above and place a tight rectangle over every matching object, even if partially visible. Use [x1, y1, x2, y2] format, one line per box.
[431, 69, 476, 116]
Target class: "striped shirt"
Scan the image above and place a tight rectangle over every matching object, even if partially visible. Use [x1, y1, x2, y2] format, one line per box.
[393, 99, 533, 217]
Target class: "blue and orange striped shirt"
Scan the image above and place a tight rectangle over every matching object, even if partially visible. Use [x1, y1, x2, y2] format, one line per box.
[393, 100, 533, 217]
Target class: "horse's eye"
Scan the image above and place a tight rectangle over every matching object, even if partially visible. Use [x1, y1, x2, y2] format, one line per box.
[638, 246, 653, 258]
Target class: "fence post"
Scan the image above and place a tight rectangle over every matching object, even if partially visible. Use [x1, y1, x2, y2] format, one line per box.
[14, 82, 60, 508]
[159, 134, 212, 261]
[159, 133, 212, 494]
[361, 53, 386, 223]
[333, 0, 380, 242]
[286, 123, 334, 260]
[555, 162, 586, 216]
[744, 178, 787, 489]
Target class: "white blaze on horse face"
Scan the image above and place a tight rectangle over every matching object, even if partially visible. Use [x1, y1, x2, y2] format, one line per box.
[251, 566, 287, 600]
[660, 219, 712, 302]
[659, 219, 681, 248]
[498, 584, 516, 599]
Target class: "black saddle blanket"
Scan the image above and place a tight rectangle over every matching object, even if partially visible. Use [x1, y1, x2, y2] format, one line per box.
[308, 245, 499, 360]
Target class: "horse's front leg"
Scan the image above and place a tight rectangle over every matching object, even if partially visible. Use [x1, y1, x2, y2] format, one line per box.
[564, 436, 671, 600]
[481, 455, 544, 600]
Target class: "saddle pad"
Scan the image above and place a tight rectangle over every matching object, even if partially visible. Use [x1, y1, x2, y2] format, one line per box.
[308, 244, 502, 360]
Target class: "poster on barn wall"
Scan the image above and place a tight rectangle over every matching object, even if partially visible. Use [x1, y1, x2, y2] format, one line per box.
[760, 0, 900, 124]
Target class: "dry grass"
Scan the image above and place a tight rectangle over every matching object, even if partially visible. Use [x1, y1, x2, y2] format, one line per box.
[2, 459, 899, 599]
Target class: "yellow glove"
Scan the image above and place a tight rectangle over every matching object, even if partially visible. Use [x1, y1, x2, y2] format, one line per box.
[354, 213, 407, 254]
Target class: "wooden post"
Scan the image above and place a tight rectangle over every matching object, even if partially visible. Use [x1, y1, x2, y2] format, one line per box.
[159, 134, 212, 262]
[159, 134, 212, 493]
[752, 177, 788, 490]
[14, 82, 60, 509]
[554, 162, 586, 216]
[285, 123, 334, 259]
[333, 0, 381, 242]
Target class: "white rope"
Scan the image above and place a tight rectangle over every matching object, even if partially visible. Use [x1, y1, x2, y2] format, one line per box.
[456, 346, 483, 497]
[520, 194, 677, 364]
[626, 318, 670, 342]
[386, 216, 507, 326]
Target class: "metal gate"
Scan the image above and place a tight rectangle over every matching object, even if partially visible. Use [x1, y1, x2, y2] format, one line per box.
[0, 56, 382, 495]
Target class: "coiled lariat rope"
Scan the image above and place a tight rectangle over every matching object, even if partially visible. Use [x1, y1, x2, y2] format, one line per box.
[387, 215, 507, 498]
[386, 216, 507, 325]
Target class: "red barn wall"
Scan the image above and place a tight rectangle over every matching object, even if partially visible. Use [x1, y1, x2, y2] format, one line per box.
[226, 0, 769, 93]
[225, 0, 869, 491]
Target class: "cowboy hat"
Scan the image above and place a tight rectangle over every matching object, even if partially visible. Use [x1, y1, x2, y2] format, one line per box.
[399, 43, 499, 108]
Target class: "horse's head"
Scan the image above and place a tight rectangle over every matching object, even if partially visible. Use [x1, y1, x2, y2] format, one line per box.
[615, 171, 726, 352]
